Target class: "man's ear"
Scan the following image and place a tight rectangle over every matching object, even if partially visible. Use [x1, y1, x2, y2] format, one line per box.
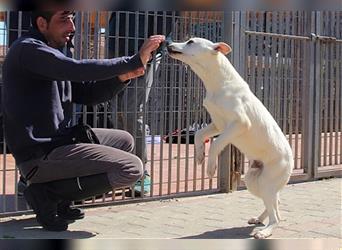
[213, 42, 232, 55]
[36, 17, 48, 32]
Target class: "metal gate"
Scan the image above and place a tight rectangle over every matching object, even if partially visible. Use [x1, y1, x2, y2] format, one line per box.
[229, 11, 342, 188]
[0, 11, 341, 215]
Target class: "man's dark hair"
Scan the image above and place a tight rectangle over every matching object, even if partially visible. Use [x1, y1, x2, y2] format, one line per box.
[30, 11, 74, 29]
[30, 11, 56, 29]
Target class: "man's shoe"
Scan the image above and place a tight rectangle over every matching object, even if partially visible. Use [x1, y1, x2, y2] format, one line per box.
[24, 183, 69, 231]
[133, 170, 151, 196]
[57, 200, 85, 221]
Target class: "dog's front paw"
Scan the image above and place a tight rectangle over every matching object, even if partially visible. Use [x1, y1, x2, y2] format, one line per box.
[207, 157, 217, 179]
[195, 143, 205, 165]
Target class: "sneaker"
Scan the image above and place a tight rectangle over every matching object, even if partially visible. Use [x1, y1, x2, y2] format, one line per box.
[57, 200, 85, 221]
[133, 170, 151, 195]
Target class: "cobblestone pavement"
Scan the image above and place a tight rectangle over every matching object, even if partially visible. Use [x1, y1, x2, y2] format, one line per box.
[1, 178, 341, 240]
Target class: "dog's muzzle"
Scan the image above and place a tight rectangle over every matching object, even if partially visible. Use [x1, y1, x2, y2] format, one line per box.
[166, 45, 182, 54]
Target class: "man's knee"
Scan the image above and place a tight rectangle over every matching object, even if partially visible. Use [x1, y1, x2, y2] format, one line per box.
[107, 154, 143, 188]
[126, 155, 144, 182]
[119, 130, 135, 153]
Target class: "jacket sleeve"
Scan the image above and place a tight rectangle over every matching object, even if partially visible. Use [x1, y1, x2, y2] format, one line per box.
[19, 40, 144, 82]
[71, 77, 129, 106]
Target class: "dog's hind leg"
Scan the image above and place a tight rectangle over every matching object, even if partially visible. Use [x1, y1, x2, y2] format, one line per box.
[195, 123, 220, 165]
[253, 192, 279, 239]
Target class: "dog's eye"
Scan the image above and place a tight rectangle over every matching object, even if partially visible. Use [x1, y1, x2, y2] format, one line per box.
[187, 40, 194, 45]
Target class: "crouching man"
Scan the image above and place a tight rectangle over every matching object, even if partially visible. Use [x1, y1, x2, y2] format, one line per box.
[2, 10, 164, 231]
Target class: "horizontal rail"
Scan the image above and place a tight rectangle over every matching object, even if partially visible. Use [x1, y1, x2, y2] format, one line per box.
[245, 30, 311, 40]
[245, 30, 342, 43]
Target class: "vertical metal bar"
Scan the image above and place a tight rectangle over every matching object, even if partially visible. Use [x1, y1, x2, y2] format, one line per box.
[72, 12, 81, 126]
[92, 13, 100, 129]
[167, 16, 175, 196]
[5, 11, 10, 51]
[328, 12, 335, 166]
[176, 66, 183, 194]
[274, 12, 281, 123]
[288, 37, 295, 158]
[263, 12, 271, 109]
[333, 14, 340, 165]
[108, 12, 118, 132]
[93, 12, 99, 59]
[17, 11, 22, 38]
[185, 69, 191, 193]
[104, 11, 111, 59]
[270, 13, 277, 118]
[314, 11, 322, 176]
[191, 13, 199, 192]
[297, 12, 304, 170]
[276, 23, 283, 126]
[135, 11, 145, 197]
[172, 12, 181, 193]
[294, 39, 301, 169]
[250, 12, 257, 93]
[183, 12, 191, 192]
[148, 11, 158, 197]
[339, 42, 342, 164]
[182, 13, 190, 193]
[233, 12, 240, 73]
[218, 11, 233, 193]
[302, 12, 316, 178]
[256, 13, 264, 101]
[336, 42, 341, 164]
[159, 15, 165, 197]
[282, 12, 289, 135]
[322, 41, 328, 167]
[240, 11, 247, 79]
[200, 12, 210, 191]
[80, 13, 88, 125]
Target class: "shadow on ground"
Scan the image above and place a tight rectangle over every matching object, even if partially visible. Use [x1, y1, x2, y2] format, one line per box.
[0, 217, 96, 239]
[180, 225, 260, 239]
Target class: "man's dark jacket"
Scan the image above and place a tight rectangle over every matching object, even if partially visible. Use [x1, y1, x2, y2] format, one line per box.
[2, 28, 143, 164]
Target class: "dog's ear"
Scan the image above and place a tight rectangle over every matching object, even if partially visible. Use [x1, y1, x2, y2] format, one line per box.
[213, 42, 232, 55]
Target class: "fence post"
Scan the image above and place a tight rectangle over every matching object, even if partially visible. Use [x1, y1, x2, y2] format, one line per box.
[218, 11, 233, 193]
[312, 12, 322, 179]
[303, 11, 320, 180]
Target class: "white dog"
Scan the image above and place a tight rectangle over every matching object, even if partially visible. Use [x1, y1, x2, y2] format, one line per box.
[167, 38, 293, 239]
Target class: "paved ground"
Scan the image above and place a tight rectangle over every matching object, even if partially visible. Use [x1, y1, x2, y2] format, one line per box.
[0, 178, 341, 239]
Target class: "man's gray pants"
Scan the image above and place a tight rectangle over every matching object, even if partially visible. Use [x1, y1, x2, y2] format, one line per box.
[18, 129, 144, 189]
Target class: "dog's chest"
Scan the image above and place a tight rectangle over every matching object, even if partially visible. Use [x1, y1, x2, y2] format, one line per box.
[203, 96, 229, 131]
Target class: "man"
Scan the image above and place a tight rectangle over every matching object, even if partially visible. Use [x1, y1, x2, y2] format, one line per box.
[2, 10, 165, 231]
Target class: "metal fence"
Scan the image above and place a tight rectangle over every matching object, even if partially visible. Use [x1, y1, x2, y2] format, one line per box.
[230, 11, 342, 185]
[0, 11, 341, 215]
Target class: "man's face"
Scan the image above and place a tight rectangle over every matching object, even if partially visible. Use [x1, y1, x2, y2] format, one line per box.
[41, 11, 75, 49]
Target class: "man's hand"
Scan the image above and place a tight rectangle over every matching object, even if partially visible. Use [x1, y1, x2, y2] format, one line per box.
[118, 67, 145, 82]
[139, 35, 165, 66]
